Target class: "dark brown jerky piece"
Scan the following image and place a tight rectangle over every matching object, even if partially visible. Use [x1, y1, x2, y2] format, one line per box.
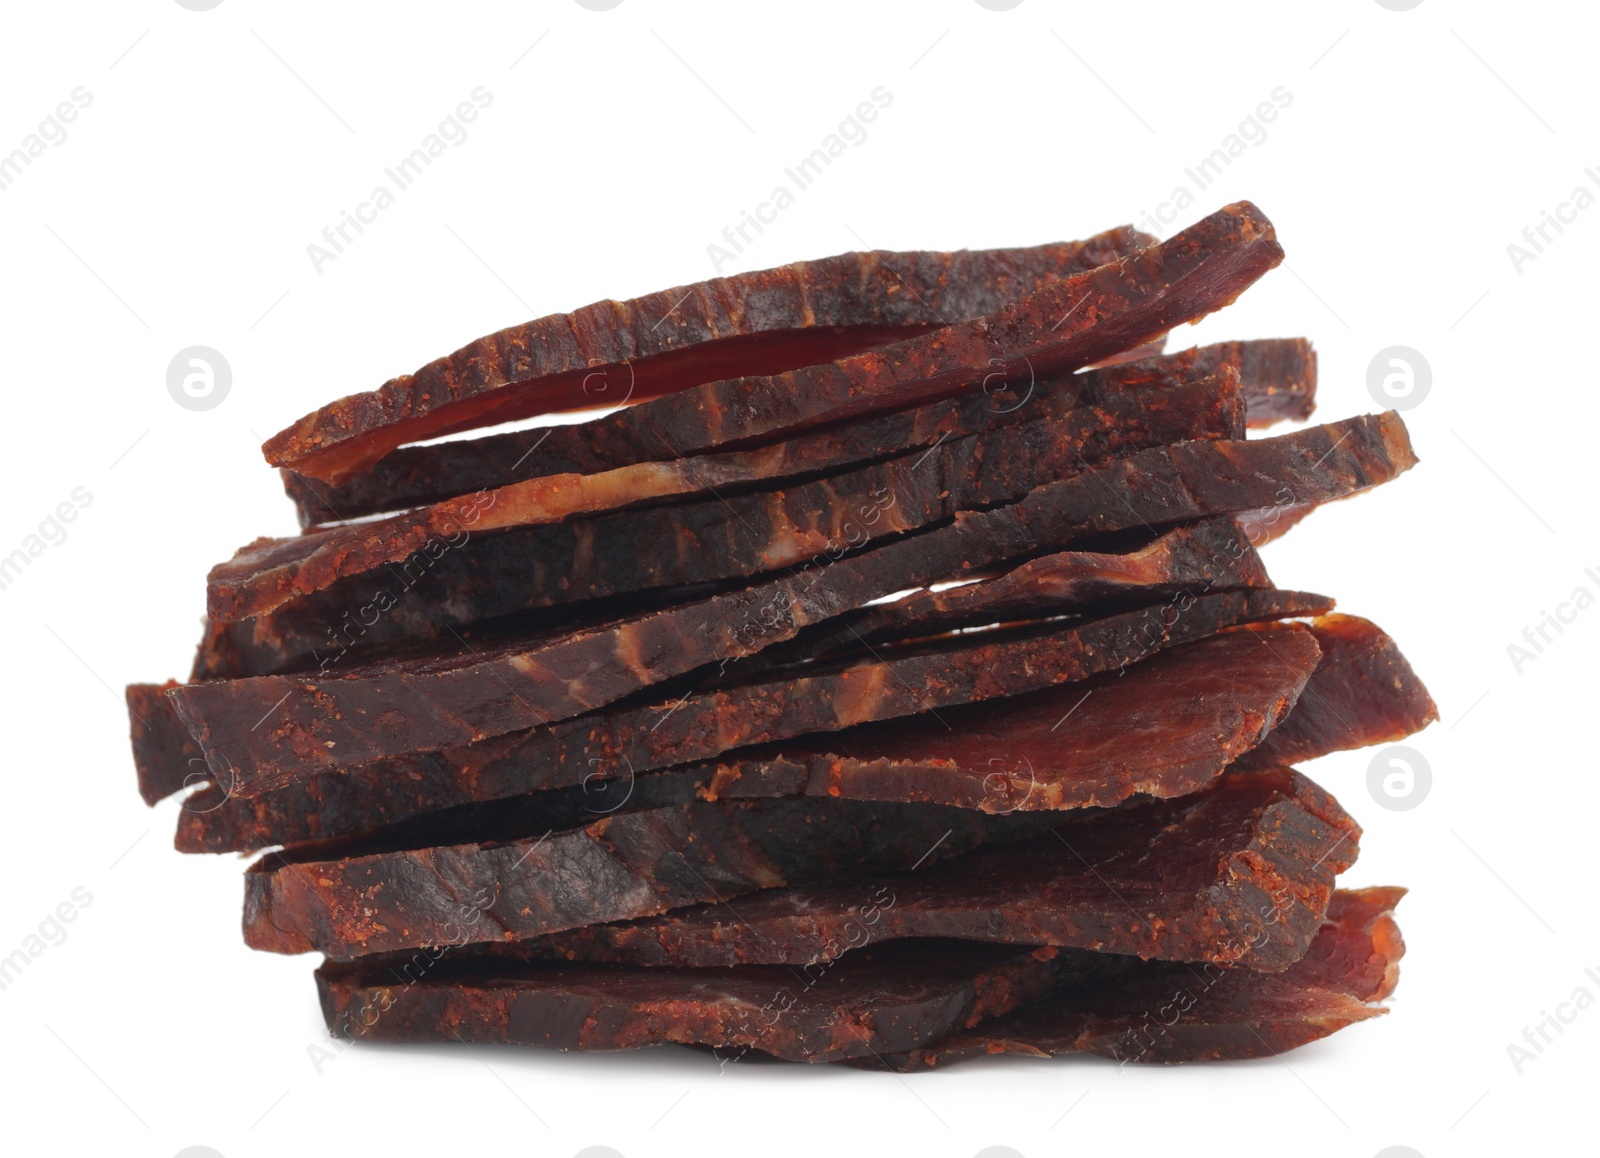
[244, 784, 1054, 956]
[171, 412, 1408, 790]
[208, 371, 1245, 623]
[265, 229, 1151, 482]
[834, 517, 1269, 647]
[697, 621, 1319, 814]
[127, 682, 207, 806]
[1238, 614, 1437, 769]
[450, 765, 1358, 971]
[179, 589, 1331, 848]
[871, 886, 1405, 1069]
[1236, 499, 1319, 546]
[283, 337, 1310, 528]
[314, 939, 1068, 1064]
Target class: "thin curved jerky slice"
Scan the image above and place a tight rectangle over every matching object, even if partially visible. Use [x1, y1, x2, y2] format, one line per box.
[871, 886, 1406, 1069]
[836, 517, 1268, 647]
[314, 939, 1067, 1065]
[171, 412, 1409, 790]
[273, 202, 1275, 483]
[282, 336, 1302, 528]
[244, 785, 1054, 957]
[455, 765, 1357, 971]
[1237, 614, 1437, 769]
[179, 589, 1330, 847]
[266, 228, 1151, 481]
[208, 371, 1245, 623]
[701, 621, 1318, 814]
[1237, 499, 1318, 546]
[127, 682, 207, 806]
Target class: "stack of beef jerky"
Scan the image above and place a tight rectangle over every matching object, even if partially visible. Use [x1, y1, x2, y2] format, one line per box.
[127, 202, 1432, 1068]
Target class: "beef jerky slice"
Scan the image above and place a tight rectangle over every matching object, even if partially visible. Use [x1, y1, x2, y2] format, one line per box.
[127, 682, 207, 806]
[270, 203, 1274, 483]
[180, 589, 1331, 849]
[244, 781, 1058, 956]
[171, 412, 1409, 790]
[1237, 614, 1437, 769]
[265, 228, 1150, 482]
[433, 765, 1359, 971]
[872, 886, 1406, 1069]
[285, 337, 1314, 528]
[314, 939, 1067, 1065]
[209, 370, 1245, 623]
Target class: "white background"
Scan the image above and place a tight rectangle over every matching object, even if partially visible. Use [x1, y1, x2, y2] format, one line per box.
[0, 2, 1592, 1156]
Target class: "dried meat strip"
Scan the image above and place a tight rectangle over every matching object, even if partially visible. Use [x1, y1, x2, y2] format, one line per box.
[208, 370, 1246, 623]
[179, 588, 1331, 847]
[244, 779, 1056, 956]
[314, 939, 1068, 1065]
[171, 413, 1410, 790]
[869, 886, 1405, 1069]
[282, 337, 1309, 528]
[127, 682, 206, 806]
[265, 229, 1152, 482]
[424, 765, 1359, 972]
[1237, 614, 1437, 768]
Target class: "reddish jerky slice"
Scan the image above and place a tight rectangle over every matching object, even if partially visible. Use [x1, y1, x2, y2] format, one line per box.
[179, 590, 1331, 849]
[127, 682, 207, 806]
[835, 517, 1269, 647]
[701, 622, 1318, 814]
[314, 939, 1068, 1064]
[1237, 614, 1437, 768]
[1237, 500, 1318, 546]
[871, 886, 1406, 1069]
[452, 765, 1358, 971]
[171, 413, 1408, 791]
[271, 203, 1274, 483]
[283, 337, 1305, 529]
[266, 229, 1151, 482]
[208, 371, 1246, 623]
[244, 786, 1056, 957]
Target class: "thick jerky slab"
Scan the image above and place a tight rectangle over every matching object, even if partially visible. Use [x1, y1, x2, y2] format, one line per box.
[179, 590, 1331, 849]
[127, 681, 207, 806]
[699, 621, 1319, 814]
[872, 886, 1405, 1069]
[284, 337, 1311, 528]
[271, 203, 1274, 483]
[828, 517, 1269, 648]
[448, 765, 1358, 971]
[208, 372, 1246, 624]
[265, 229, 1151, 482]
[1237, 614, 1437, 768]
[171, 413, 1409, 790]
[314, 939, 1067, 1064]
[243, 783, 1056, 956]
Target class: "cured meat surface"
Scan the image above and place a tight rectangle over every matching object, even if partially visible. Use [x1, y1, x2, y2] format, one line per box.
[283, 338, 1315, 527]
[870, 887, 1405, 1069]
[171, 412, 1409, 789]
[1238, 614, 1438, 767]
[209, 373, 1245, 623]
[265, 230, 1152, 482]
[127, 682, 207, 806]
[315, 939, 1068, 1064]
[431, 765, 1359, 970]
